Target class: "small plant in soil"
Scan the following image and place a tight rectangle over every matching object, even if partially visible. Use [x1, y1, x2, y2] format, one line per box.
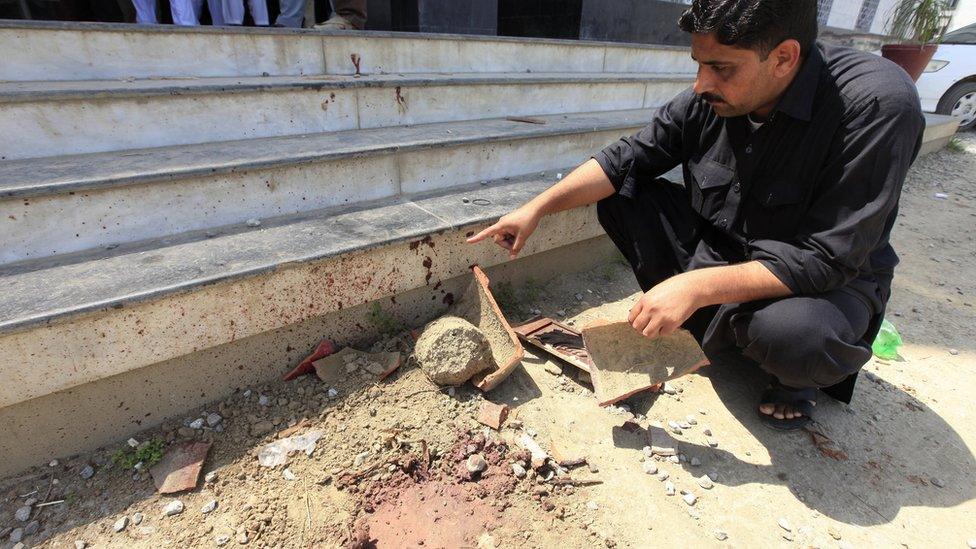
[948, 137, 964, 153]
[492, 281, 519, 315]
[112, 438, 166, 470]
[368, 302, 402, 336]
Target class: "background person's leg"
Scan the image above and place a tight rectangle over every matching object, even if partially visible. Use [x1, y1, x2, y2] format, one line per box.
[331, 0, 364, 28]
[132, 0, 158, 23]
[274, 0, 305, 27]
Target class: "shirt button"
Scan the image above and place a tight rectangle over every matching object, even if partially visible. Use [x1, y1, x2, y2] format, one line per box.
[733, 182, 741, 193]
[745, 146, 753, 154]
[719, 218, 728, 227]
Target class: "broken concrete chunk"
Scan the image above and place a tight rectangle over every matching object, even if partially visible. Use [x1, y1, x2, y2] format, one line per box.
[550, 438, 587, 468]
[150, 442, 211, 494]
[476, 401, 510, 430]
[518, 433, 549, 469]
[415, 316, 494, 385]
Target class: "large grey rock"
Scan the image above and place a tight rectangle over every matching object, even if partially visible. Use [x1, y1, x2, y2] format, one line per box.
[414, 316, 493, 385]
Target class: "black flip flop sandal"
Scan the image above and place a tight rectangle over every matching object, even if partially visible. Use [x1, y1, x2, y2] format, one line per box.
[758, 383, 816, 431]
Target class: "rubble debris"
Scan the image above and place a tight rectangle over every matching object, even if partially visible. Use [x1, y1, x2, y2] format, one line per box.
[150, 442, 211, 494]
[517, 434, 549, 469]
[415, 316, 494, 385]
[163, 500, 184, 516]
[314, 347, 402, 385]
[283, 339, 336, 381]
[453, 266, 526, 391]
[257, 431, 324, 468]
[550, 438, 587, 468]
[581, 320, 708, 406]
[476, 401, 510, 430]
[513, 318, 593, 372]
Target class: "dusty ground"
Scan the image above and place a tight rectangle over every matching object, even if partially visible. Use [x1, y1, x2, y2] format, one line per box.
[2, 134, 975, 548]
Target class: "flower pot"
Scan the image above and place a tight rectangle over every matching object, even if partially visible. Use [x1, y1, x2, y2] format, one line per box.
[881, 43, 937, 82]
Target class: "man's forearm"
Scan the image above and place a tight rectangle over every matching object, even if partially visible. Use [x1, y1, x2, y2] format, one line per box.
[684, 261, 792, 308]
[524, 159, 616, 217]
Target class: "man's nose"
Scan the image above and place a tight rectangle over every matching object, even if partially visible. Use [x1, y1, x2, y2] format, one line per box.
[693, 66, 712, 96]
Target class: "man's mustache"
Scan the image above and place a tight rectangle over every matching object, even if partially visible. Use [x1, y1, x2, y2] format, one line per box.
[701, 92, 726, 104]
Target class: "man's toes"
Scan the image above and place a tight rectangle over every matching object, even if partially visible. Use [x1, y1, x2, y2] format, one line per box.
[773, 404, 787, 419]
[759, 403, 776, 416]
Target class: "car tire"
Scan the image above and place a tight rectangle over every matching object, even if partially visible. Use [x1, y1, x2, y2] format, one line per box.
[937, 81, 976, 131]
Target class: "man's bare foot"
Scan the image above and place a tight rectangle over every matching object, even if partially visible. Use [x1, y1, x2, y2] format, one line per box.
[758, 401, 815, 420]
[757, 384, 816, 430]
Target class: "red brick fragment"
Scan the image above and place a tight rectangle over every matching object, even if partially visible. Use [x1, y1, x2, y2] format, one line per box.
[476, 401, 510, 430]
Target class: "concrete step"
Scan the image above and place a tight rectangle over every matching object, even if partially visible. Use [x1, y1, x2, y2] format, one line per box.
[0, 20, 696, 81]
[0, 72, 691, 160]
[0, 109, 650, 265]
[0, 172, 600, 410]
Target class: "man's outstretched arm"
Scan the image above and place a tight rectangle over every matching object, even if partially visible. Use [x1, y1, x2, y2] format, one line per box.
[465, 158, 615, 259]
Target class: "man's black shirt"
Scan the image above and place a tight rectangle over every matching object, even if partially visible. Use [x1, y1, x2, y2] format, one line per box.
[594, 41, 925, 314]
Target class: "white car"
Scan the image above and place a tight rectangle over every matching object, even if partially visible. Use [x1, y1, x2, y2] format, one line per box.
[916, 22, 976, 131]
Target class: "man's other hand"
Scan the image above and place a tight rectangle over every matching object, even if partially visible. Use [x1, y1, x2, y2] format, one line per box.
[466, 206, 541, 260]
[628, 273, 703, 338]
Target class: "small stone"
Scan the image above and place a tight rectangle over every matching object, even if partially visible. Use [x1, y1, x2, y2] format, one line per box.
[706, 437, 719, 448]
[682, 492, 697, 506]
[587, 461, 600, 474]
[49, 459, 60, 467]
[662, 382, 677, 395]
[258, 395, 270, 406]
[685, 415, 698, 425]
[250, 421, 273, 437]
[80, 464, 95, 479]
[466, 454, 488, 474]
[698, 475, 714, 489]
[967, 538, 976, 549]
[556, 309, 566, 317]
[23, 521, 39, 536]
[75, 541, 87, 549]
[931, 477, 945, 488]
[777, 517, 792, 532]
[163, 500, 185, 516]
[714, 530, 728, 541]
[245, 218, 261, 227]
[114, 516, 129, 532]
[690, 457, 702, 467]
[656, 471, 670, 482]
[702, 426, 713, 436]
[206, 413, 223, 427]
[586, 501, 599, 510]
[949, 349, 959, 355]
[664, 481, 675, 496]
[353, 452, 369, 468]
[237, 531, 249, 544]
[13, 543, 24, 549]
[205, 471, 218, 484]
[642, 462, 658, 475]
[132, 512, 143, 525]
[9, 528, 23, 543]
[189, 418, 205, 430]
[283, 469, 297, 481]
[15, 506, 31, 522]
[828, 527, 842, 540]
[201, 500, 218, 514]
[215, 534, 231, 546]
[327, 388, 339, 398]
[127, 438, 139, 448]
[511, 463, 527, 478]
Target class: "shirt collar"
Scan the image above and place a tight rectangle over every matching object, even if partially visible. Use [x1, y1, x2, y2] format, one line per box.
[772, 42, 823, 122]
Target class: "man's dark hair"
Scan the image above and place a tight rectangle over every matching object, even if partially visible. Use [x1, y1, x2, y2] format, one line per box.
[678, 0, 818, 59]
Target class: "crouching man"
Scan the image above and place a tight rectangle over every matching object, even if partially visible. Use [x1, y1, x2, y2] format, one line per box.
[468, 0, 924, 429]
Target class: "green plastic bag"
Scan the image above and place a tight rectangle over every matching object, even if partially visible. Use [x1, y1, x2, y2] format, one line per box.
[872, 319, 902, 359]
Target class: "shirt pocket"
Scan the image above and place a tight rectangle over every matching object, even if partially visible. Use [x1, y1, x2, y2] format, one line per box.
[745, 179, 809, 239]
[688, 156, 733, 218]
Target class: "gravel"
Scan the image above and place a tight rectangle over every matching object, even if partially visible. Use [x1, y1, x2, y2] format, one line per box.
[163, 500, 184, 516]
[79, 465, 95, 479]
[114, 516, 129, 532]
[14, 505, 31, 522]
[201, 500, 218, 514]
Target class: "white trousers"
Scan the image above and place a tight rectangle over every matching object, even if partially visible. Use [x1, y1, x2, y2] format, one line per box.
[133, 0, 203, 25]
[217, 0, 269, 25]
[133, 0, 268, 25]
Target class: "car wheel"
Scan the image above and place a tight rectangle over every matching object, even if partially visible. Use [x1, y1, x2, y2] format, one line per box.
[937, 81, 976, 131]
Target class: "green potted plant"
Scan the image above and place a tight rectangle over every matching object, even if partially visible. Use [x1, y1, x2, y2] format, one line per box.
[881, 0, 949, 81]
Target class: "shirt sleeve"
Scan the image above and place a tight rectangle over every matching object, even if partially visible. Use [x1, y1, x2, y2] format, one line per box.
[592, 87, 693, 199]
[749, 94, 925, 295]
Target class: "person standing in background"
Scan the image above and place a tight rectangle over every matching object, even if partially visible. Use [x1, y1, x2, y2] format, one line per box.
[132, 0, 203, 25]
[275, 0, 364, 29]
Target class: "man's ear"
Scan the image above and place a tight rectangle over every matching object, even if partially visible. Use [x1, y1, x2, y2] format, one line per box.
[770, 39, 802, 78]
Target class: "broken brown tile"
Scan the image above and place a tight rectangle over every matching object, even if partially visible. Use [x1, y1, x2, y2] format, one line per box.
[582, 320, 708, 406]
[513, 317, 593, 372]
[283, 339, 336, 381]
[455, 266, 524, 392]
[476, 401, 510, 430]
[550, 438, 587, 467]
[150, 442, 211, 494]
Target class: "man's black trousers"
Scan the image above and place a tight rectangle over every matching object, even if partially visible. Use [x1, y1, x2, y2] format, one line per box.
[596, 179, 879, 399]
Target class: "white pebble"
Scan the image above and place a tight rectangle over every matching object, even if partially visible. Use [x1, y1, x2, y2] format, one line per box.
[205, 471, 218, 484]
[642, 462, 658, 475]
[215, 534, 231, 546]
[283, 469, 297, 481]
[201, 500, 218, 514]
[511, 463, 527, 478]
[683, 492, 697, 506]
[327, 388, 339, 398]
[586, 500, 599, 510]
[245, 218, 261, 227]
[49, 459, 59, 467]
[258, 394, 270, 406]
[75, 541, 87, 549]
[132, 512, 143, 525]
[163, 500, 184, 516]
[657, 471, 670, 482]
[14, 506, 31, 522]
[698, 475, 714, 489]
[685, 415, 698, 425]
[950, 349, 960, 355]
[778, 517, 792, 532]
[714, 530, 728, 541]
[665, 481, 676, 496]
[206, 413, 223, 427]
[113, 516, 128, 532]
[188, 418, 205, 430]
[127, 438, 139, 448]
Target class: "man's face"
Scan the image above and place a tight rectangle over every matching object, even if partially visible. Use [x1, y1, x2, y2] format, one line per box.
[690, 32, 790, 118]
